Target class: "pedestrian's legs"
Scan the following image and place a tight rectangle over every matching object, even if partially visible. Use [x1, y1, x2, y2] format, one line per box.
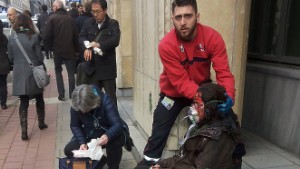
[102, 79, 117, 107]
[142, 96, 192, 162]
[64, 58, 77, 99]
[105, 133, 124, 169]
[0, 74, 8, 108]
[35, 93, 48, 129]
[53, 55, 65, 99]
[19, 95, 30, 140]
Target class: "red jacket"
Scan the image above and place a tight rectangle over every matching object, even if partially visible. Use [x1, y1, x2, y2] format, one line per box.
[159, 23, 235, 99]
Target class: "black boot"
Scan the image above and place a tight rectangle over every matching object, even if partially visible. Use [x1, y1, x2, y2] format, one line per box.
[36, 103, 48, 130]
[19, 110, 28, 140]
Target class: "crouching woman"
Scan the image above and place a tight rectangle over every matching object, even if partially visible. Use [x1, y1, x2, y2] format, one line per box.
[64, 84, 125, 169]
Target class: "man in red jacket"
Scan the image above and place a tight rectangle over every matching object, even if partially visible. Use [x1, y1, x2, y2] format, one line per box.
[135, 0, 235, 168]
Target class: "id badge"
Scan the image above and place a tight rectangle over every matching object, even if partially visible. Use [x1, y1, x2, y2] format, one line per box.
[161, 96, 174, 110]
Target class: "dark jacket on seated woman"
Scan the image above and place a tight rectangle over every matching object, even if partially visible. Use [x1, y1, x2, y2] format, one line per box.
[70, 91, 123, 145]
[64, 84, 128, 169]
[154, 83, 245, 169]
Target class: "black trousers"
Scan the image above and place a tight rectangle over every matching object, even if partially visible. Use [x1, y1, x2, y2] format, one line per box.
[143, 94, 192, 159]
[0, 74, 8, 106]
[64, 132, 125, 169]
[19, 93, 44, 111]
[53, 55, 77, 99]
[96, 79, 117, 107]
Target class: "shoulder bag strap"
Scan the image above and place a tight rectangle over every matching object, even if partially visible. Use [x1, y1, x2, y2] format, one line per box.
[95, 30, 104, 42]
[94, 19, 113, 42]
[14, 34, 33, 66]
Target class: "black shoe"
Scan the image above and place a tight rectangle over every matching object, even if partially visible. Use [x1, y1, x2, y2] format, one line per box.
[22, 131, 29, 140]
[58, 96, 65, 101]
[1, 105, 7, 109]
[38, 123, 48, 130]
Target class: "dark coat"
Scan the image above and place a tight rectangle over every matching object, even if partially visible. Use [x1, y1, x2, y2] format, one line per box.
[79, 15, 120, 80]
[8, 33, 44, 95]
[37, 11, 49, 33]
[75, 12, 93, 33]
[42, 8, 79, 59]
[0, 33, 10, 74]
[158, 117, 241, 169]
[70, 90, 124, 145]
[68, 8, 79, 19]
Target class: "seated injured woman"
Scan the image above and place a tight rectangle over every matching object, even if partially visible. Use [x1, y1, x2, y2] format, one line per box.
[151, 83, 244, 169]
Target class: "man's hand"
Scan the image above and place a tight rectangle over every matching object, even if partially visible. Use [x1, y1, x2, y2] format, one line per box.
[79, 144, 88, 150]
[217, 94, 234, 115]
[84, 49, 93, 61]
[98, 134, 109, 146]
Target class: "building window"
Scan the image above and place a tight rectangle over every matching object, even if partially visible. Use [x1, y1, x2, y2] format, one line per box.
[248, 0, 300, 65]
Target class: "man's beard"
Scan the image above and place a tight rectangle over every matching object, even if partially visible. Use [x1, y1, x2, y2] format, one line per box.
[175, 20, 197, 42]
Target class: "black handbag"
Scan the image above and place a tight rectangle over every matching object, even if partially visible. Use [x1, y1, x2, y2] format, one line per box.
[76, 61, 97, 85]
[58, 157, 107, 169]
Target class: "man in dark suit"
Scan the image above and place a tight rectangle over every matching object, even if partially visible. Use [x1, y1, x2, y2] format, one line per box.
[79, 0, 120, 106]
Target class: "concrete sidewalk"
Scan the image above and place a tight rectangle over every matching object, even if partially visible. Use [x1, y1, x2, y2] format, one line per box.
[1, 58, 300, 169]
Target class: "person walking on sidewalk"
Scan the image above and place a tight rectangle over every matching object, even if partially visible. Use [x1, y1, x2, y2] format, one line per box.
[135, 0, 235, 168]
[7, 7, 18, 35]
[0, 20, 10, 110]
[7, 14, 48, 140]
[42, 0, 79, 101]
[37, 4, 51, 59]
[79, 0, 120, 106]
[64, 84, 130, 169]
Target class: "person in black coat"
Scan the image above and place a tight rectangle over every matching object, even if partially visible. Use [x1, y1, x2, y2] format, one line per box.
[37, 4, 51, 59]
[75, 1, 93, 33]
[75, 1, 93, 62]
[68, 2, 79, 19]
[79, 0, 120, 106]
[64, 84, 128, 169]
[42, 0, 79, 100]
[0, 20, 10, 109]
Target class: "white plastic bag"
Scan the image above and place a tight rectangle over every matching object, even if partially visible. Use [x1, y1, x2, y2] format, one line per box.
[83, 41, 103, 56]
[72, 138, 104, 161]
[87, 138, 104, 160]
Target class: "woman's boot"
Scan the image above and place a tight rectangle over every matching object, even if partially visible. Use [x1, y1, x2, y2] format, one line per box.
[36, 103, 48, 130]
[19, 110, 28, 140]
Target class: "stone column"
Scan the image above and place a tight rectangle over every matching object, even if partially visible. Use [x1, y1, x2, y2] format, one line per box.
[107, 0, 133, 96]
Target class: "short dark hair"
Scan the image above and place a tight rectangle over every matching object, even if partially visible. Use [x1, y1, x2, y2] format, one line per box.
[198, 83, 227, 121]
[77, 4, 83, 8]
[171, 0, 198, 14]
[91, 0, 107, 10]
[41, 4, 47, 12]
